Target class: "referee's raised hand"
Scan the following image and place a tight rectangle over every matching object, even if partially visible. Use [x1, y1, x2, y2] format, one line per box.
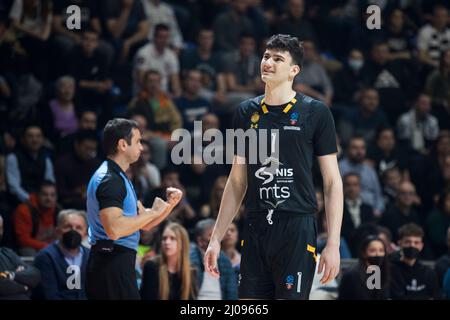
[139, 188, 183, 231]
[166, 187, 183, 208]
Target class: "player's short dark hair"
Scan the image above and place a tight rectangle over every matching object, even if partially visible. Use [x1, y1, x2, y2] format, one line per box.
[398, 223, 424, 240]
[266, 34, 304, 67]
[103, 118, 139, 156]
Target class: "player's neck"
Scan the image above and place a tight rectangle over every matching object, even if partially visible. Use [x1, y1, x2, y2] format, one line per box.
[264, 82, 296, 105]
[107, 155, 130, 173]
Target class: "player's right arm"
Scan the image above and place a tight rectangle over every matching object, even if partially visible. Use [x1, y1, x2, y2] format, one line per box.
[204, 155, 247, 278]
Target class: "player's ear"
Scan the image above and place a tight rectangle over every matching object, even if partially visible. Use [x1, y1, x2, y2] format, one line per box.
[289, 65, 300, 81]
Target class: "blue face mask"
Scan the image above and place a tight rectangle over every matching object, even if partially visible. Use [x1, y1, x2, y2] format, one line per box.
[348, 59, 364, 71]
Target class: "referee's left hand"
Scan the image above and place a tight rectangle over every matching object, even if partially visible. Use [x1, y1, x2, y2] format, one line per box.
[166, 187, 183, 208]
[318, 244, 340, 285]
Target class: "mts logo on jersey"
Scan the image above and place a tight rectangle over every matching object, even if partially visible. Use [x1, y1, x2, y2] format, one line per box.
[255, 156, 293, 206]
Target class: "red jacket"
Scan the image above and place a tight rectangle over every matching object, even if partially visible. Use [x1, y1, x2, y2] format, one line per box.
[13, 193, 57, 250]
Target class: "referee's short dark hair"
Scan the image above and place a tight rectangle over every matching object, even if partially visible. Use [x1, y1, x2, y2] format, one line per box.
[103, 118, 139, 156]
[266, 34, 304, 68]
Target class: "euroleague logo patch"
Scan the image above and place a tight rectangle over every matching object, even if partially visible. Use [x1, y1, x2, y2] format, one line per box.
[290, 112, 299, 125]
[285, 275, 294, 290]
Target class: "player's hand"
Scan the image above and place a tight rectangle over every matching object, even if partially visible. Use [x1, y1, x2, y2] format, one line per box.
[204, 239, 221, 278]
[318, 244, 340, 284]
[166, 187, 182, 208]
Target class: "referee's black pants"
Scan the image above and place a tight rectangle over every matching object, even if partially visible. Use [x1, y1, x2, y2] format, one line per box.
[86, 243, 140, 300]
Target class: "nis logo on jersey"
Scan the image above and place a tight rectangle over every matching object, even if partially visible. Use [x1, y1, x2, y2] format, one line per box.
[255, 157, 293, 200]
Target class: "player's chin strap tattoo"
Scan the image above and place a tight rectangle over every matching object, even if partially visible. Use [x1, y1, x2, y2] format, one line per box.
[264, 200, 285, 225]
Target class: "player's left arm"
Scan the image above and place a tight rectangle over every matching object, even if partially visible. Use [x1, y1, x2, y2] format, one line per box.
[317, 153, 343, 284]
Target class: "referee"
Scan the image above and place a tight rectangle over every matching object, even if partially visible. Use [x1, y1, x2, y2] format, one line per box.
[85, 118, 181, 300]
[204, 35, 343, 299]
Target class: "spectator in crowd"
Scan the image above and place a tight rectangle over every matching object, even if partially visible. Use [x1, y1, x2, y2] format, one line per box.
[366, 127, 409, 180]
[101, 0, 149, 62]
[9, 0, 52, 81]
[68, 28, 113, 123]
[338, 235, 390, 300]
[0, 155, 15, 248]
[13, 180, 58, 256]
[57, 110, 98, 156]
[339, 136, 385, 214]
[175, 69, 212, 132]
[200, 175, 228, 220]
[0, 215, 41, 299]
[380, 9, 414, 61]
[190, 218, 237, 300]
[333, 49, 369, 107]
[6, 125, 55, 203]
[338, 88, 389, 146]
[222, 33, 263, 112]
[141, 222, 197, 300]
[381, 166, 402, 206]
[276, 0, 317, 43]
[426, 188, 450, 257]
[180, 28, 227, 106]
[435, 226, 450, 291]
[397, 93, 440, 155]
[128, 139, 161, 201]
[380, 181, 421, 243]
[294, 40, 333, 106]
[316, 189, 352, 259]
[425, 48, 450, 109]
[128, 69, 182, 141]
[45, 75, 79, 142]
[51, 0, 114, 75]
[128, 113, 168, 170]
[142, 0, 183, 52]
[177, 113, 230, 208]
[341, 173, 376, 256]
[377, 225, 399, 256]
[137, 227, 158, 267]
[417, 5, 450, 68]
[363, 42, 418, 124]
[221, 221, 241, 274]
[33, 209, 89, 300]
[54, 130, 101, 209]
[134, 24, 181, 96]
[213, 0, 254, 52]
[390, 223, 441, 299]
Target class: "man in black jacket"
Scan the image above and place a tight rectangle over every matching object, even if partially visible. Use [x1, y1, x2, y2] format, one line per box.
[0, 215, 41, 299]
[390, 223, 441, 299]
[341, 173, 375, 255]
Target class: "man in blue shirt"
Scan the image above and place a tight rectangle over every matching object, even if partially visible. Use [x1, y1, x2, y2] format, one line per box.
[85, 118, 181, 300]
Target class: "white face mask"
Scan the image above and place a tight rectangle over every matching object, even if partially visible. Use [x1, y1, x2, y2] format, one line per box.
[348, 59, 364, 71]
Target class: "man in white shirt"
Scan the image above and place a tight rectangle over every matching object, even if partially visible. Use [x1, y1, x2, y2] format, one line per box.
[417, 5, 450, 67]
[142, 0, 183, 51]
[133, 23, 181, 96]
